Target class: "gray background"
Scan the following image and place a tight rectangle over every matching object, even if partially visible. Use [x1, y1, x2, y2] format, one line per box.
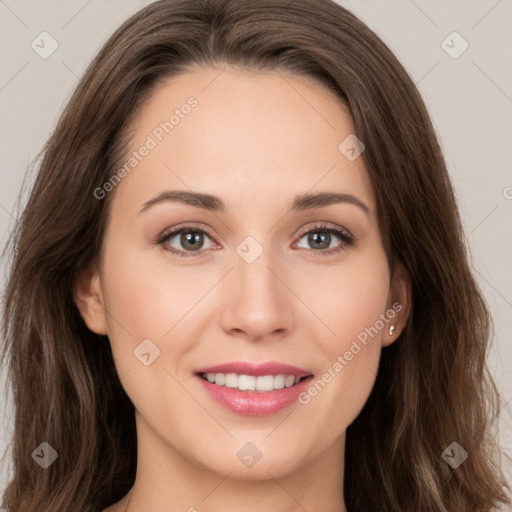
[1, 0, 511, 496]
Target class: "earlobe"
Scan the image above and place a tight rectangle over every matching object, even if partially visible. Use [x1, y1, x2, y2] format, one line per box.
[383, 263, 411, 347]
[73, 263, 109, 335]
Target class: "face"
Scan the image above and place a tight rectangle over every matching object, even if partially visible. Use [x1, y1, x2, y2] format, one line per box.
[76, 66, 409, 481]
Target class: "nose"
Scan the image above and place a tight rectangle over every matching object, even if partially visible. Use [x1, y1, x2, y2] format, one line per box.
[220, 245, 295, 342]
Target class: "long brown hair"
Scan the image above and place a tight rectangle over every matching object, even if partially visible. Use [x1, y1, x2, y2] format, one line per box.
[2, 0, 510, 510]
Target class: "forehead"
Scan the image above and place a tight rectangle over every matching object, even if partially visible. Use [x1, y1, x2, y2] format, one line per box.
[110, 66, 376, 219]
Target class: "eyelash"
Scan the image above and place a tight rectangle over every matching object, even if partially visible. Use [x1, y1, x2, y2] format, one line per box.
[155, 223, 354, 258]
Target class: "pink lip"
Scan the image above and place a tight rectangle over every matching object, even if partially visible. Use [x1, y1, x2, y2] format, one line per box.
[195, 374, 314, 416]
[195, 361, 312, 378]
[194, 361, 314, 416]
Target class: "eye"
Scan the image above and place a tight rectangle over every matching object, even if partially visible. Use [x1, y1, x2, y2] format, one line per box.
[294, 223, 354, 255]
[155, 222, 354, 258]
[156, 224, 217, 257]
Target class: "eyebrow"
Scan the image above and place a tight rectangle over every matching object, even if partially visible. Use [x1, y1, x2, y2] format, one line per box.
[138, 190, 371, 217]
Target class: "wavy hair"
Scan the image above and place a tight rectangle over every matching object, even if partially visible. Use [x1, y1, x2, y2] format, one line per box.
[1, 0, 510, 510]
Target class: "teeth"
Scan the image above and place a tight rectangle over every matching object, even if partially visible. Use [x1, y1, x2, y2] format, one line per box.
[225, 373, 238, 388]
[238, 374, 256, 390]
[202, 372, 304, 392]
[285, 375, 295, 387]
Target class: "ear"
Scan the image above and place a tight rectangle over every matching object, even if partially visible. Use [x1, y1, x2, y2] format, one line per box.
[382, 262, 411, 347]
[73, 262, 108, 335]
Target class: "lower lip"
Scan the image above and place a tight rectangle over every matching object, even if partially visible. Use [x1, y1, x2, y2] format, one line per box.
[195, 375, 314, 416]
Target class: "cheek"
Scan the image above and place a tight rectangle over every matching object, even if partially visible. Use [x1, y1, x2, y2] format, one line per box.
[99, 236, 197, 372]
[102, 228, 208, 329]
[294, 246, 389, 424]
[297, 243, 390, 352]
[99, 242, 204, 428]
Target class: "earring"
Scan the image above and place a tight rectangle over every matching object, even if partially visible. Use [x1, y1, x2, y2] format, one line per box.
[389, 324, 396, 336]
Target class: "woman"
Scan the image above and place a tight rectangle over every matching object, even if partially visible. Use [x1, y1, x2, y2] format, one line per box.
[1, 0, 510, 510]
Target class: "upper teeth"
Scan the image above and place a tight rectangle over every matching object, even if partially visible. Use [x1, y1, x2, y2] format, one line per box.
[203, 373, 301, 391]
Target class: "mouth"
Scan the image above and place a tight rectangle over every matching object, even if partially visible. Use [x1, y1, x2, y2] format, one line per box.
[196, 372, 313, 393]
[193, 361, 314, 415]
[194, 365, 315, 416]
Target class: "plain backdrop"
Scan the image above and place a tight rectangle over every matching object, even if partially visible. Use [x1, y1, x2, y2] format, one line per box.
[1, 0, 511, 497]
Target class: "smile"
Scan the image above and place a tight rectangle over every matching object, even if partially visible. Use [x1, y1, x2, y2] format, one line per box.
[198, 372, 310, 392]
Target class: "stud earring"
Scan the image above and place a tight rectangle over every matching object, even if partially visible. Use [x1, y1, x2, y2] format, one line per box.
[389, 324, 396, 336]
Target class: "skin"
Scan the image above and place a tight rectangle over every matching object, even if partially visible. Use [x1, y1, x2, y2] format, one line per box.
[75, 65, 410, 512]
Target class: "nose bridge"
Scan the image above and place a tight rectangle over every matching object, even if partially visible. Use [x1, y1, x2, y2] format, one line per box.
[221, 234, 293, 339]
[236, 242, 277, 300]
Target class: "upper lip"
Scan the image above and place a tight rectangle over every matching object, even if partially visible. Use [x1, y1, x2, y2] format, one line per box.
[195, 361, 313, 378]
